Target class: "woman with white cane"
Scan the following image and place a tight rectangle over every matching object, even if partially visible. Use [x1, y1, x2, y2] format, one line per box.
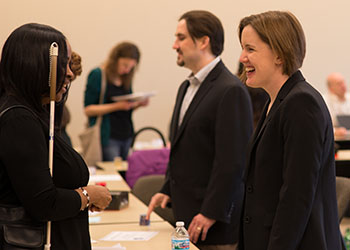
[0, 23, 111, 249]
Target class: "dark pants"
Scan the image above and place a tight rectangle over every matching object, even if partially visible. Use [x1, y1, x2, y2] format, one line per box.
[103, 137, 132, 161]
[197, 243, 238, 250]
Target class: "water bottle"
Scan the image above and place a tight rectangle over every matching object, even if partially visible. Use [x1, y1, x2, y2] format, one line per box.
[171, 221, 190, 250]
[345, 228, 350, 250]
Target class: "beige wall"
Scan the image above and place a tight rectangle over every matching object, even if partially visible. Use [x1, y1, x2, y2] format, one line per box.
[1, 0, 350, 148]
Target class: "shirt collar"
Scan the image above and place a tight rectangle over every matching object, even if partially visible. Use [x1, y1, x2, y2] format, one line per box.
[187, 56, 221, 84]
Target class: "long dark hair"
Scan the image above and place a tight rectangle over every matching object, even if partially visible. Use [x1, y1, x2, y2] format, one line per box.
[0, 23, 68, 113]
[105, 42, 140, 90]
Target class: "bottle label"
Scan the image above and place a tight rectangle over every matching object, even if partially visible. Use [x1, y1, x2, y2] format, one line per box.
[171, 239, 190, 249]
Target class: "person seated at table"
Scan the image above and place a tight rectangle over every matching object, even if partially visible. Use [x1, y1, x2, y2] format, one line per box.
[324, 72, 350, 137]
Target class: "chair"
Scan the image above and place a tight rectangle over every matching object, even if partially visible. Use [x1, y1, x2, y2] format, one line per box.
[131, 175, 176, 226]
[126, 127, 170, 188]
[336, 176, 350, 222]
[333, 177, 350, 250]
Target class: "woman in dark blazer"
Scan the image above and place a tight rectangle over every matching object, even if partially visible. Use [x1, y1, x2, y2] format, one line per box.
[238, 11, 343, 250]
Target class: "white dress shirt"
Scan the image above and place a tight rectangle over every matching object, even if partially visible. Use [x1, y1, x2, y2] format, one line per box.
[324, 92, 350, 126]
[178, 57, 221, 126]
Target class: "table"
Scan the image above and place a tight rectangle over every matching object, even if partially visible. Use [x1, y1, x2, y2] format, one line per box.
[96, 160, 129, 182]
[96, 160, 128, 172]
[90, 221, 199, 249]
[335, 134, 350, 150]
[88, 160, 192, 249]
[89, 165, 130, 191]
[89, 193, 163, 225]
[336, 150, 350, 178]
[89, 160, 163, 224]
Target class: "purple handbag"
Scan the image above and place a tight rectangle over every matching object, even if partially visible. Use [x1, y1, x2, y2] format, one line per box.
[126, 127, 170, 188]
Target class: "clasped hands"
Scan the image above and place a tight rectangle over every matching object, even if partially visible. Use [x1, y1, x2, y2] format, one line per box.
[82, 185, 112, 212]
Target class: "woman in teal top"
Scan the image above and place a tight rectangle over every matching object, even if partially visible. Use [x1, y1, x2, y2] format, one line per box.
[84, 42, 149, 161]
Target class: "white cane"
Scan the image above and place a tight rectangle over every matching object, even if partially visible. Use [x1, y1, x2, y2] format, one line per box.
[44, 42, 58, 250]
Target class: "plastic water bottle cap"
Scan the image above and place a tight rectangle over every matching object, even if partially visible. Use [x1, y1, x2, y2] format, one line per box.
[176, 221, 185, 227]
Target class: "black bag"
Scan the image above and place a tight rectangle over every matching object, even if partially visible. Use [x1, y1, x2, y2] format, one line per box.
[0, 107, 46, 249]
[0, 206, 45, 249]
[0, 107, 45, 249]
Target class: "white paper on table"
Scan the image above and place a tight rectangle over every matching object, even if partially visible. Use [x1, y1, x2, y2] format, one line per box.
[92, 243, 126, 250]
[100, 231, 158, 241]
[89, 211, 102, 216]
[89, 174, 122, 182]
[89, 216, 101, 224]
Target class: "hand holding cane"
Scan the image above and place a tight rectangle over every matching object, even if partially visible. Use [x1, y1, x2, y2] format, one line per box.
[45, 42, 58, 250]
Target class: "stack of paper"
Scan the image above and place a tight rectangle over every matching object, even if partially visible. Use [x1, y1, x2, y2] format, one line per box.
[111, 91, 156, 102]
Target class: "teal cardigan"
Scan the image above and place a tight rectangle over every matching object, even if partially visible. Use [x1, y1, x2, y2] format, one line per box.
[84, 67, 110, 146]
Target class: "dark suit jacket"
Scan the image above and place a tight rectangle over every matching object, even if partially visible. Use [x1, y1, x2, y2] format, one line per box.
[160, 61, 253, 245]
[239, 71, 342, 250]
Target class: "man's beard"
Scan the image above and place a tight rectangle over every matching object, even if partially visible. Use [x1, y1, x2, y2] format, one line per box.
[176, 49, 185, 67]
[177, 59, 185, 67]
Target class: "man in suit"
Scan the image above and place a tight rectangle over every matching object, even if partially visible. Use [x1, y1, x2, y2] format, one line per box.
[146, 10, 253, 250]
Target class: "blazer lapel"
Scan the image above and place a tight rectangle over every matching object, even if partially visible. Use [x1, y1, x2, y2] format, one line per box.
[243, 101, 269, 180]
[244, 70, 305, 180]
[172, 61, 223, 148]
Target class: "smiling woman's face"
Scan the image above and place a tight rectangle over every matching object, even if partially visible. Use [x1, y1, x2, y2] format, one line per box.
[55, 40, 73, 102]
[239, 25, 281, 90]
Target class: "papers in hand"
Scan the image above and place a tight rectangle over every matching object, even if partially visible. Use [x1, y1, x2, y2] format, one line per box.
[111, 91, 156, 102]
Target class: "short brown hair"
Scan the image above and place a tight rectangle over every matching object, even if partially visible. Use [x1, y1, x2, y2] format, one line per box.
[238, 11, 306, 76]
[180, 10, 224, 56]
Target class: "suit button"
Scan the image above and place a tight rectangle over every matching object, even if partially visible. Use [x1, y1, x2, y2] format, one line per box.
[244, 216, 251, 224]
[247, 185, 253, 193]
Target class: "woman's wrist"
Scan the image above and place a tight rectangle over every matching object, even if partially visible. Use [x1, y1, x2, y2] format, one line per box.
[80, 187, 90, 209]
[76, 187, 90, 211]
